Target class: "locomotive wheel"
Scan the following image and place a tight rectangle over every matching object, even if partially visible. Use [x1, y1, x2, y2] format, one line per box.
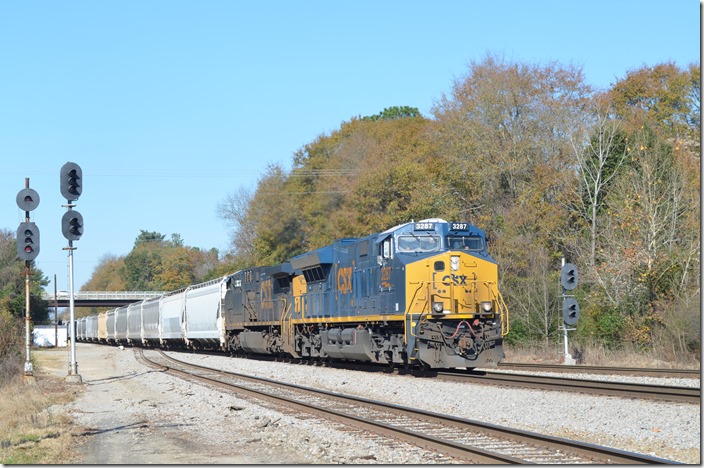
[417, 360, 431, 371]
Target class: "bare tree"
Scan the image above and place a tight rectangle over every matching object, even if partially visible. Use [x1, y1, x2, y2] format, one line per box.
[570, 100, 630, 268]
[216, 186, 255, 260]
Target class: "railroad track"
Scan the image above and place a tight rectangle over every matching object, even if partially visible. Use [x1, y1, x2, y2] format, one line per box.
[497, 362, 700, 379]
[148, 349, 700, 403]
[436, 369, 701, 404]
[136, 348, 675, 464]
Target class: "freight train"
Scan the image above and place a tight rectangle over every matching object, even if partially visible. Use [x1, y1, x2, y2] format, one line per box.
[76, 219, 509, 369]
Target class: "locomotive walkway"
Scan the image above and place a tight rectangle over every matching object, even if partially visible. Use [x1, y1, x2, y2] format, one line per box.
[41, 290, 165, 308]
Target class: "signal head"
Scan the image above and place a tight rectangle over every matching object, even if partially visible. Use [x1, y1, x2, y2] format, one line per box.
[560, 262, 579, 291]
[60, 162, 83, 201]
[61, 210, 84, 241]
[16, 222, 40, 261]
[16, 188, 40, 212]
[563, 297, 580, 325]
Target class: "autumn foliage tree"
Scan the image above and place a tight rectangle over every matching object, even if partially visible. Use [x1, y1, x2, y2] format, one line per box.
[574, 63, 701, 355]
[83, 230, 220, 294]
[431, 54, 593, 345]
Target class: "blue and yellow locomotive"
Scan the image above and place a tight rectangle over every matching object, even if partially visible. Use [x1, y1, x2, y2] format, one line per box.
[224, 219, 508, 369]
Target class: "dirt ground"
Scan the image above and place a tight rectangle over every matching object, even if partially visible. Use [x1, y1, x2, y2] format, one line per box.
[34, 344, 315, 464]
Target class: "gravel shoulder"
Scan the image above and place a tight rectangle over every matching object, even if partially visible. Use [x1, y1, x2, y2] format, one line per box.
[38, 345, 286, 463]
[35, 343, 701, 464]
[35, 344, 446, 464]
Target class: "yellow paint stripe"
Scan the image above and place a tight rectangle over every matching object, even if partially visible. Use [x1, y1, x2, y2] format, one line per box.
[230, 315, 406, 328]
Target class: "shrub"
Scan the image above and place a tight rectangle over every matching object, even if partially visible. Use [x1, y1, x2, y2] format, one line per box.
[0, 311, 23, 387]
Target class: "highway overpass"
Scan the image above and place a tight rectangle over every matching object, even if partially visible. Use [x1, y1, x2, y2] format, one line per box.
[42, 291, 166, 308]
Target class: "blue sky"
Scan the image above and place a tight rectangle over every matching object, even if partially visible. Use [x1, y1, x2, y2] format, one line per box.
[1, 0, 699, 293]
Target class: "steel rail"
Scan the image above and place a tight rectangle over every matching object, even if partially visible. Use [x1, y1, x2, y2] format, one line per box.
[498, 362, 700, 379]
[437, 369, 700, 404]
[160, 349, 699, 403]
[137, 349, 677, 464]
[137, 349, 514, 463]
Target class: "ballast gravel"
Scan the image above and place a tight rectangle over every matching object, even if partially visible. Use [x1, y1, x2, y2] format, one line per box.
[44, 344, 700, 464]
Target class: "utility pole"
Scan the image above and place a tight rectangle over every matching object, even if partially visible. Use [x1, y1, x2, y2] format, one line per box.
[54, 274, 58, 348]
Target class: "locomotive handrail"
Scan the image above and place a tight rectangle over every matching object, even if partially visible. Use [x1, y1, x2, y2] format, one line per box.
[279, 300, 297, 356]
[406, 282, 427, 319]
[495, 288, 510, 336]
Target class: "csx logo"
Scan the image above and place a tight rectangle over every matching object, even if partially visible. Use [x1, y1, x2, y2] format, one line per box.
[442, 274, 468, 286]
[337, 266, 353, 294]
[381, 267, 392, 289]
[260, 279, 273, 309]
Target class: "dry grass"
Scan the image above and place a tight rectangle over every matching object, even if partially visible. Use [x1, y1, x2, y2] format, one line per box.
[504, 342, 701, 369]
[0, 369, 83, 464]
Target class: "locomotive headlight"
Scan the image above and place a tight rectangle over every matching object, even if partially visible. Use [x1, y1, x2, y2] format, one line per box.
[432, 302, 444, 313]
[481, 301, 493, 312]
[450, 256, 460, 271]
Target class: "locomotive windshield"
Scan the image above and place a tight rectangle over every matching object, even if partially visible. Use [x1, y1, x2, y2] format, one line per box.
[397, 234, 441, 253]
[447, 235, 484, 251]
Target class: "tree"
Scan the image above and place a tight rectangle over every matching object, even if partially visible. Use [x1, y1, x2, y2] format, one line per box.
[159, 247, 196, 290]
[133, 230, 166, 248]
[596, 125, 698, 349]
[609, 62, 700, 153]
[431, 53, 592, 344]
[570, 98, 631, 267]
[0, 229, 49, 322]
[82, 254, 127, 291]
[247, 164, 306, 265]
[237, 113, 438, 262]
[217, 186, 255, 264]
[122, 242, 163, 290]
[589, 63, 701, 352]
[504, 244, 562, 345]
[86, 231, 221, 293]
[361, 106, 422, 121]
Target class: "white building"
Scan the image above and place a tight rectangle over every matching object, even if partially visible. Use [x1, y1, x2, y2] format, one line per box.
[33, 325, 68, 347]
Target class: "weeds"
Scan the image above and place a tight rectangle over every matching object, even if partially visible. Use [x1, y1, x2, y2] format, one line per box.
[0, 373, 80, 464]
[504, 341, 701, 368]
